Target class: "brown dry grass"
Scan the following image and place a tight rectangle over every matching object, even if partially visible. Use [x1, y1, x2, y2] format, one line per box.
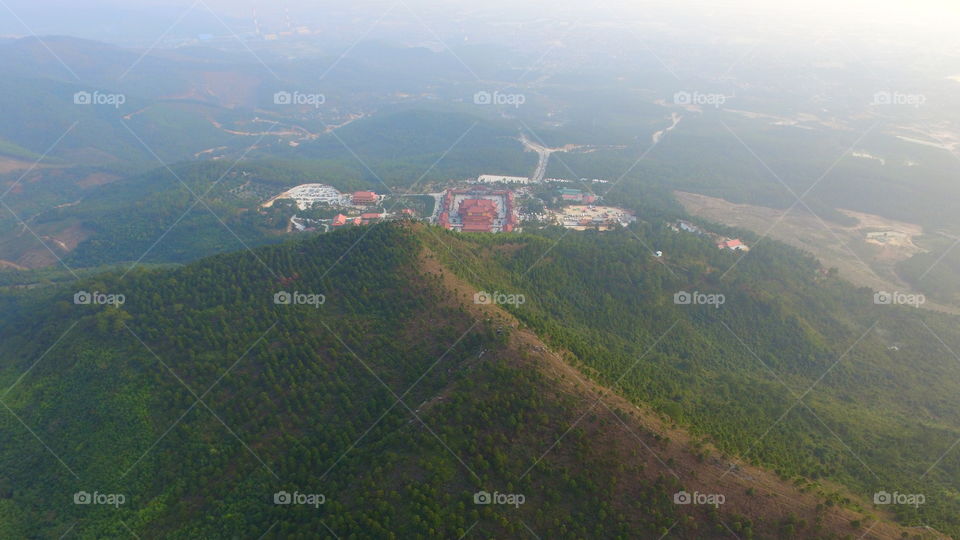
[675, 190, 960, 315]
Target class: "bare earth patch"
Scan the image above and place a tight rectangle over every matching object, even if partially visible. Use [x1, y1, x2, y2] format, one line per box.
[0, 259, 28, 271]
[0, 157, 44, 174]
[675, 191, 960, 314]
[76, 172, 122, 188]
[0, 222, 93, 269]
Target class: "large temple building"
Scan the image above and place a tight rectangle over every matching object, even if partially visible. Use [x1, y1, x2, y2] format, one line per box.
[438, 188, 518, 233]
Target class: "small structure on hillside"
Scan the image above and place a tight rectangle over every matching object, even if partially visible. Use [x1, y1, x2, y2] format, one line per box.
[559, 188, 598, 204]
[717, 238, 749, 252]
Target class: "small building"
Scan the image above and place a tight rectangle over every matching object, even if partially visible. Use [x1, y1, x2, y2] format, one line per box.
[677, 220, 702, 234]
[352, 191, 378, 205]
[332, 214, 348, 227]
[476, 174, 531, 184]
[718, 238, 749, 251]
[360, 213, 382, 225]
[264, 183, 345, 210]
[558, 188, 598, 204]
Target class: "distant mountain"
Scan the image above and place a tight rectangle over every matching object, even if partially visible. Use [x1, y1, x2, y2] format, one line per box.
[0, 2, 248, 44]
[0, 36, 244, 100]
[0, 36, 522, 172]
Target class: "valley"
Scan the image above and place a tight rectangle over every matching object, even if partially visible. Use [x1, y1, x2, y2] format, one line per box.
[0, 2, 959, 537]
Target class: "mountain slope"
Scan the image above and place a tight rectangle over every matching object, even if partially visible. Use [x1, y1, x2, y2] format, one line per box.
[420, 223, 960, 537]
[0, 224, 927, 538]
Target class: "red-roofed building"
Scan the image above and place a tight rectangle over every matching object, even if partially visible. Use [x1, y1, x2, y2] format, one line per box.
[361, 213, 382, 220]
[332, 214, 347, 227]
[460, 198, 496, 232]
[436, 188, 519, 233]
[718, 238, 749, 251]
[352, 217, 362, 226]
[352, 191, 378, 205]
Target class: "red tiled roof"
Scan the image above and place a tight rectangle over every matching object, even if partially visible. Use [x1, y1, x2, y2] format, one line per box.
[719, 239, 744, 249]
[459, 198, 496, 232]
[352, 191, 378, 203]
[462, 222, 493, 232]
[460, 198, 496, 215]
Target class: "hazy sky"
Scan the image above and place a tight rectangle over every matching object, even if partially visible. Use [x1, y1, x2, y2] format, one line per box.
[3, 0, 959, 52]
[94, 0, 960, 19]
[9, 0, 960, 22]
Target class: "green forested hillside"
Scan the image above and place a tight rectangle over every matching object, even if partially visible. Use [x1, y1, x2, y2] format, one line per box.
[268, 108, 537, 186]
[422, 223, 960, 537]
[0, 226, 700, 538]
[0, 160, 360, 268]
[0, 221, 956, 538]
[897, 234, 960, 306]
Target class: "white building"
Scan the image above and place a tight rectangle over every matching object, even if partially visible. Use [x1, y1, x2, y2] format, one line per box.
[476, 174, 532, 184]
[264, 183, 348, 210]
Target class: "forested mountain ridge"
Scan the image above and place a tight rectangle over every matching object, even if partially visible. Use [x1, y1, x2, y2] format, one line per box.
[419, 223, 960, 538]
[0, 223, 934, 538]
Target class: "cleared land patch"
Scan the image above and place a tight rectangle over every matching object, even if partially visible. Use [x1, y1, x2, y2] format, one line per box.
[675, 191, 959, 314]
